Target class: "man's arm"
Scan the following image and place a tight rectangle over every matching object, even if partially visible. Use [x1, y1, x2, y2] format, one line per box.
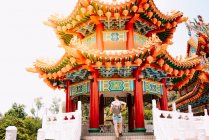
[109, 106, 112, 114]
[121, 101, 127, 110]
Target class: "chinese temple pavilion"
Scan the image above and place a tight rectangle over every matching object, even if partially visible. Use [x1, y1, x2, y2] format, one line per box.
[27, 0, 209, 132]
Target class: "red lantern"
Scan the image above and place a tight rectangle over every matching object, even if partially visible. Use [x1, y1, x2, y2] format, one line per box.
[190, 68, 195, 74]
[173, 69, 179, 76]
[135, 58, 142, 66]
[163, 64, 169, 71]
[116, 62, 122, 70]
[158, 59, 164, 67]
[80, 0, 89, 7]
[143, 3, 150, 10]
[61, 67, 67, 73]
[66, 64, 72, 71]
[172, 21, 177, 27]
[168, 67, 173, 74]
[165, 23, 171, 29]
[70, 57, 76, 64]
[48, 73, 53, 79]
[147, 56, 154, 64]
[80, 7, 86, 14]
[76, 15, 82, 21]
[114, 13, 120, 19]
[87, 5, 94, 15]
[57, 71, 63, 77]
[97, 10, 103, 16]
[147, 11, 153, 18]
[138, 8, 144, 13]
[96, 61, 102, 68]
[125, 61, 132, 68]
[152, 18, 157, 24]
[157, 21, 161, 27]
[52, 72, 57, 78]
[123, 10, 129, 16]
[105, 11, 112, 18]
[132, 5, 138, 13]
[105, 62, 112, 70]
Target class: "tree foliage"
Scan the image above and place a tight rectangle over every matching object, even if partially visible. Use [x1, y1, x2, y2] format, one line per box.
[4, 103, 27, 119]
[50, 97, 61, 114]
[0, 103, 42, 140]
[33, 97, 44, 118]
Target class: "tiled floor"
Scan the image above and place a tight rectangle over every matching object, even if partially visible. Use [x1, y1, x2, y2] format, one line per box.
[81, 133, 155, 140]
[81, 135, 155, 140]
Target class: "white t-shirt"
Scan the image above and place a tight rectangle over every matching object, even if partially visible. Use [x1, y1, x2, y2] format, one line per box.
[111, 100, 126, 115]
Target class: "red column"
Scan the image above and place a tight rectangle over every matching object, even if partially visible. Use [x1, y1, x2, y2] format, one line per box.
[126, 23, 134, 51]
[89, 71, 100, 132]
[134, 69, 146, 132]
[96, 24, 104, 51]
[66, 80, 73, 112]
[127, 94, 135, 132]
[160, 78, 168, 110]
[99, 94, 104, 125]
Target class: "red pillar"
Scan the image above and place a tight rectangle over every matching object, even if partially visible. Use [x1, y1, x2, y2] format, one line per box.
[66, 80, 73, 112]
[89, 71, 100, 132]
[99, 94, 104, 125]
[160, 78, 168, 110]
[96, 24, 104, 51]
[134, 69, 146, 132]
[126, 23, 134, 51]
[127, 94, 135, 132]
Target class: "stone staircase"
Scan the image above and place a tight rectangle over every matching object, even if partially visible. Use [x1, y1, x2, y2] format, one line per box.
[81, 132, 155, 140]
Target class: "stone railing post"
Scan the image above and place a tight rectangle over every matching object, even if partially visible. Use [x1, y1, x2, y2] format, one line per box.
[188, 105, 192, 113]
[172, 102, 176, 112]
[5, 126, 17, 140]
[204, 109, 208, 116]
[37, 128, 45, 140]
[77, 101, 81, 111]
[152, 99, 156, 109]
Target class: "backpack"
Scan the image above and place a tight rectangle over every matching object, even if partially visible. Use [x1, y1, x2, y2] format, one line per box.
[112, 101, 121, 115]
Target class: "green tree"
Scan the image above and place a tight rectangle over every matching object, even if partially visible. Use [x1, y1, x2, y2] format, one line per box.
[34, 97, 44, 118]
[50, 97, 61, 114]
[30, 107, 36, 117]
[5, 103, 27, 119]
[0, 115, 29, 140]
[144, 109, 152, 120]
[24, 117, 42, 140]
[0, 103, 42, 140]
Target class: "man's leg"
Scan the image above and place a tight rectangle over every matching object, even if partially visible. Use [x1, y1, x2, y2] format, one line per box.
[118, 122, 123, 134]
[114, 123, 119, 138]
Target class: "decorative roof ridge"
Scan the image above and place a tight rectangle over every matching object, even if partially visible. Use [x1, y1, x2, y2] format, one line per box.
[175, 81, 204, 108]
[34, 53, 68, 69]
[149, 0, 183, 20]
[164, 51, 200, 67]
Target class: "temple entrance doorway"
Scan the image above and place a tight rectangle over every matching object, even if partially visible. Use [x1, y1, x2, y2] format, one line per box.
[99, 92, 133, 133]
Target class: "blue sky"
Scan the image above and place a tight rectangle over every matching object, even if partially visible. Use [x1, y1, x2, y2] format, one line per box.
[0, 0, 208, 115]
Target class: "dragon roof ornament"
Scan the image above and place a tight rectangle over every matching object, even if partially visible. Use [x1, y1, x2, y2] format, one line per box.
[143, 34, 162, 49]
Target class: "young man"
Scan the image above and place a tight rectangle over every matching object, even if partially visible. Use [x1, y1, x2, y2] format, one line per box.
[110, 95, 127, 139]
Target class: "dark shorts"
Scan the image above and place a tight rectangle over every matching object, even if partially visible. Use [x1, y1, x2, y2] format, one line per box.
[112, 114, 122, 124]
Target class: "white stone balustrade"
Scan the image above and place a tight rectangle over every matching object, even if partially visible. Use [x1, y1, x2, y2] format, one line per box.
[152, 99, 209, 140]
[37, 101, 82, 140]
[5, 126, 17, 140]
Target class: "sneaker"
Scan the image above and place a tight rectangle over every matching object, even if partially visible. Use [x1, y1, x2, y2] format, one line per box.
[119, 133, 123, 137]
